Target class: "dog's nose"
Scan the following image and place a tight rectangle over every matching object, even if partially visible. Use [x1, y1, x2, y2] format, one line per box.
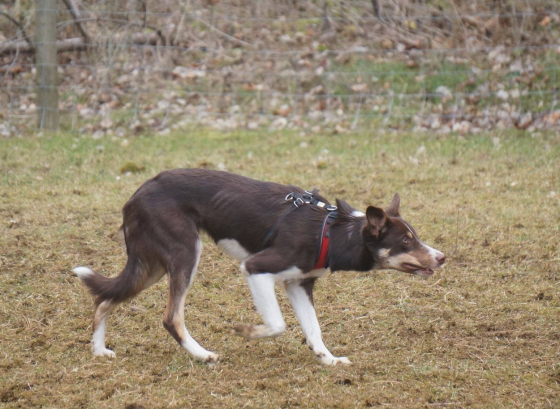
[436, 254, 446, 265]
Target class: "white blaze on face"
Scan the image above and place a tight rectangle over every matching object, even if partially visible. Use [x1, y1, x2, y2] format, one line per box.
[422, 242, 444, 263]
[402, 223, 444, 266]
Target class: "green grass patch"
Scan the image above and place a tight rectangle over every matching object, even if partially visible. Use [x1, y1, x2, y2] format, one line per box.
[0, 128, 559, 407]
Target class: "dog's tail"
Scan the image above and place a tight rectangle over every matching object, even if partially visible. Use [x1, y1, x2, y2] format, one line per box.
[73, 258, 140, 303]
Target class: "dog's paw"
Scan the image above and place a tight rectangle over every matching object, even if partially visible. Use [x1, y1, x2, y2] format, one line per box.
[233, 323, 255, 338]
[92, 348, 116, 358]
[233, 323, 284, 339]
[319, 355, 352, 366]
[233, 323, 261, 339]
[200, 352, 220, 364]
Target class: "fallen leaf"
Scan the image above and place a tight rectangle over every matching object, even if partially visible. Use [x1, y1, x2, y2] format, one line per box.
[351, 83, 367, 93]
[539, 16, 551, 27]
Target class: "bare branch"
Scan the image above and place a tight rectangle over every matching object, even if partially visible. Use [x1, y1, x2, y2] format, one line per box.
[61, 0, 91, 42]
[0, 33, 163, 57]
[56, 17, 167, 45]
[0, 11, 34, 50]
[371, 0, 380, 18]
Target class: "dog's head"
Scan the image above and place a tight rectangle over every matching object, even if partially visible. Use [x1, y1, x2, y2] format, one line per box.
[363, 194, 445, 277]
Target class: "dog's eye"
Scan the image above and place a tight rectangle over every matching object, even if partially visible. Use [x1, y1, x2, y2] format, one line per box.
[402, 237, 410, 244]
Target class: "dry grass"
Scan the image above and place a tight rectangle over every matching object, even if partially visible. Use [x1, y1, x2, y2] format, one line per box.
[1, 128, 559, 408]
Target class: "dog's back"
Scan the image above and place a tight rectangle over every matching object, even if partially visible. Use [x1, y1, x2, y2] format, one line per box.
[124, 168, 329, 254]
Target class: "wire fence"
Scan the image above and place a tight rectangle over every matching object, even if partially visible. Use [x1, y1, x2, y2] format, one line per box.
[1, 0, 559, 136]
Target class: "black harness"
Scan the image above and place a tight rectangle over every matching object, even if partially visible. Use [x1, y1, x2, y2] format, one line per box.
[262, 191, 338, 268]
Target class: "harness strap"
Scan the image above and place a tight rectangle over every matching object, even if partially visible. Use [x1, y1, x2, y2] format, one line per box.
[313, 211, 338, 269]
[262, 202, 299, 249]
[262, 191, 338, 270]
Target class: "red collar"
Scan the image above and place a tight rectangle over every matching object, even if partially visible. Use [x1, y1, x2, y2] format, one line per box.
[313, 211, 337, 269]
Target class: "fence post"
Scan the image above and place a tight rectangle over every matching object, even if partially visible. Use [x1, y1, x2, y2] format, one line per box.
[35, 0, 59, 131]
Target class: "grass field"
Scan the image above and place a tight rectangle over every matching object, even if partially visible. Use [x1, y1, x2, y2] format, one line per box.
[1, 128, 559, 408]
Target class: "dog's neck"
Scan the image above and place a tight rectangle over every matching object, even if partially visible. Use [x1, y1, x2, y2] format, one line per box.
[328, 216, 377, 272]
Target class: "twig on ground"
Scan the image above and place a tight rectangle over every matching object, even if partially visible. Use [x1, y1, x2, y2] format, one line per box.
[193, 16, 253, 48]
[57, 18, 166, 46]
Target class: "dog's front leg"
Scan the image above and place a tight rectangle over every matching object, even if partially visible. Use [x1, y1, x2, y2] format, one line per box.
[285, 279, 351, 366]
[234, 270, 286, 339]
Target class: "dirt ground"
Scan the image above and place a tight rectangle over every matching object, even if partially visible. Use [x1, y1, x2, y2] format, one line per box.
[1, 129, 559, 408]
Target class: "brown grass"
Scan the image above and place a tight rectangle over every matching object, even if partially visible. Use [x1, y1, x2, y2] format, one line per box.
[0, 128, 559, 408]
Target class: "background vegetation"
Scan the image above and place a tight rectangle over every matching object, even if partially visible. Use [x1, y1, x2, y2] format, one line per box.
[1, 0, 560, 136]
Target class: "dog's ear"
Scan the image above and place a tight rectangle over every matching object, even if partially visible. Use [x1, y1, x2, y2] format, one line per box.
[335, 198, 354, 215]
[385, 193, 400, 217]
[366, 206, 387, 237]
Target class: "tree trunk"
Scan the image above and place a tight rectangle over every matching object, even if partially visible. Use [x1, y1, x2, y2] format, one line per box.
[35, 0, 59, 131]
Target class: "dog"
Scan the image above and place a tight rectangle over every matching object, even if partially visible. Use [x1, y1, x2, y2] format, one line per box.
[74, 169, 445, 365]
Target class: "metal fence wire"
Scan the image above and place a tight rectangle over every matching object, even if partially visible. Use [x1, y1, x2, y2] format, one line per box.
[1, 0, 559, 136]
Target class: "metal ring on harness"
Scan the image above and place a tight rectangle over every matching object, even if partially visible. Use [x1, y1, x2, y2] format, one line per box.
[264, 190, 337, 250]
[294, 197, 305, 207]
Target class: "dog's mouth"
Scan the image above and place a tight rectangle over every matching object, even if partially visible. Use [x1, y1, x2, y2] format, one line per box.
[402, 263, 434, 277]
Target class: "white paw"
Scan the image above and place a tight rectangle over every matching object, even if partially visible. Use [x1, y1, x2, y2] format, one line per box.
[198, 352, 220, 364]
[319, 355, 352, 366]
[93, 347, 116, 358]
[233, 323, 284, 339]
[233, 323, 261, 339]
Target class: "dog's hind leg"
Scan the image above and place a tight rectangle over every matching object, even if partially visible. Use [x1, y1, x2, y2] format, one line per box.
[163, 238, 219, 363]
[74, 257, 148, 358]
[91, 300, 117, 357]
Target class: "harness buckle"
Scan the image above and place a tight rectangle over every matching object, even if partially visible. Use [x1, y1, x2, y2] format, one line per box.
[326, 205, 338, 212]
[294, 197, 305, 207]
[285, 193, 294, 202]
[302, 191, 314, 204]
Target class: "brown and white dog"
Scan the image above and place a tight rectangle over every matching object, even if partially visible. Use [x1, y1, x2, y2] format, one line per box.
[74, 169, 445, 365]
